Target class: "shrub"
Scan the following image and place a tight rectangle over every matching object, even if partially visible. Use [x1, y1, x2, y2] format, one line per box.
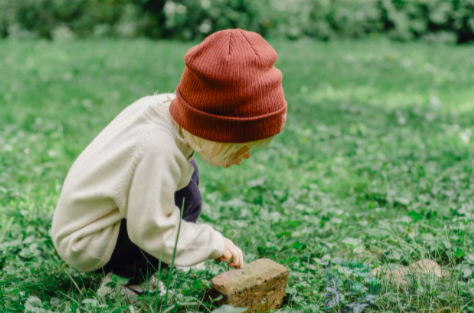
[304, 0, 384, 40]
[382, 0, 474, 43]
[159, 0, 276, 40]
[0, 0, 473, 43]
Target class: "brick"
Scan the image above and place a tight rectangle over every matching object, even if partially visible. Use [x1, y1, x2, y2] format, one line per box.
[411, 259, 450, 279]
[371, 259, 451, 286]
[206, 259, 289, 313]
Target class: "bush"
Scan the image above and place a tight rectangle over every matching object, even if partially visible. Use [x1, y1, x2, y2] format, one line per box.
[1, 0, 474, 43]
[159, 0, 276, 40]
[382, 0, 474, 43]
[303, 0, 384, 40]
[0, 0, 154, 39]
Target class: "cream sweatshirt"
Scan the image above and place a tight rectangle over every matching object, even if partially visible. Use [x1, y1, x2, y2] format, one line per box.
[51, 94, 225, 272]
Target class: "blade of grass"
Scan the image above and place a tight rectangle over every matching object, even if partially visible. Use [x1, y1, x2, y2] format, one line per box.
[0, 285, 5, 311]
[163, 197, 185, 311]
[153, 250, 163, 313]
[163, 304, 176, 313]
[57, 289, 82, 307]
[62, 267, 84, 296]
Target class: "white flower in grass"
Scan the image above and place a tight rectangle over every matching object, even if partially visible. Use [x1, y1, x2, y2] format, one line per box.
[199, 20, 212, 34]
[164, 1, 176, 15]
[460, 129, 472, 144]
[176, 4, 187, 14]
[201, 0, 211, 9]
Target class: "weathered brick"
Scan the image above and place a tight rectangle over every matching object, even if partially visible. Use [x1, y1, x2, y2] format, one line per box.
[206, 258, 289, 313]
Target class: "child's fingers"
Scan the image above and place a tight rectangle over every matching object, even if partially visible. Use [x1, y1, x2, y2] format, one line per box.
[233, 251, 243, 268]
[220, 237, 244, 268]
[233, 245, 243, 268]
[228, 246, 243, 268]
[221, 250, 232, 262]
[230, 248, 240, 267]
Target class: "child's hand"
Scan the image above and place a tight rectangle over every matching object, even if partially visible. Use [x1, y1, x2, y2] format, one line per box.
[215, 237, 244, 268]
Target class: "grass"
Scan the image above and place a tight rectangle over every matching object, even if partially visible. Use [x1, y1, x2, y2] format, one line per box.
[1, 37, 474, 312]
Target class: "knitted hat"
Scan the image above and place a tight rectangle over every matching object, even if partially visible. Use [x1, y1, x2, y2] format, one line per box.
[169, 28, 287, 143]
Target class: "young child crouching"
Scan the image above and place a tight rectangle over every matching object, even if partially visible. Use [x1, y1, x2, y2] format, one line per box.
[51, 28, 287, 298]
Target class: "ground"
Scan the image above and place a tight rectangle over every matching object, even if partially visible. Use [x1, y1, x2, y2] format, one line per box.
[1, 38, 474, 312]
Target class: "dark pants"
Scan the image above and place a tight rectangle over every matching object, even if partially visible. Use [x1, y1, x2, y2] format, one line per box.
[91, 159, 202, 285]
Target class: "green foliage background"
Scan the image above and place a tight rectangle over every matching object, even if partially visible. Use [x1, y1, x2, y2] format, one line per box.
[1, 0, 474, 43]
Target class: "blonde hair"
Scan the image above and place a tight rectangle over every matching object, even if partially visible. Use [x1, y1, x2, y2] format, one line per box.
[155, 94, 274, 166]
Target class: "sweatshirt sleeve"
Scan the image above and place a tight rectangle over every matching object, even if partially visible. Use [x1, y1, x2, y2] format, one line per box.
[120, 128, 225, 266]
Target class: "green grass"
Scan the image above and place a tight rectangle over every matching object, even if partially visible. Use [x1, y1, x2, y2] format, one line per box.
[1, 38, 474, 312]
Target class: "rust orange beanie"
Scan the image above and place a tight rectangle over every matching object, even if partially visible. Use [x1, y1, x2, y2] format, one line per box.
[169, 28, 287, 143]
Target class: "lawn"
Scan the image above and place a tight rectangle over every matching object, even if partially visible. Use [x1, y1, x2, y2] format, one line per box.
[1, 38, 474, 312]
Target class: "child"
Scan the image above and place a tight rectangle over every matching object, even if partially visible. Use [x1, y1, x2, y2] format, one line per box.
[51, 28, 287, 298]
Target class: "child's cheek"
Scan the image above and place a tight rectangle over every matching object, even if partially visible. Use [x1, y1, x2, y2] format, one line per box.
[200, 153, 222, 167]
